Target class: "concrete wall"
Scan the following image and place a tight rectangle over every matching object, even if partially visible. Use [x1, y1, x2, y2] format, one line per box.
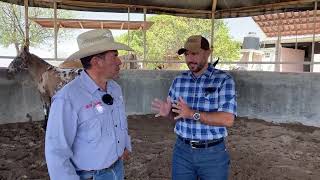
[233, 71, 320, 127]
[0, 68, 43, 124]
[118, 70, 320, 127]
[1, 68, 320, 127]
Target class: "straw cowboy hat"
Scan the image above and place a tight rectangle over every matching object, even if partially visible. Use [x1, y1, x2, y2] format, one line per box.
[66, 29, 133, 61]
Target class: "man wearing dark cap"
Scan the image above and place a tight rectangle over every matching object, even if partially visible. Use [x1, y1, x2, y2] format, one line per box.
[152, 35, 237, 180]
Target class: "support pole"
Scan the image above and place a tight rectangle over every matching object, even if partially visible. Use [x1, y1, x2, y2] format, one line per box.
[210, 0, 217, 63]
[54, 0, 58, 60]
[275, 13, 282, 72]
[24, 0, 29, 51]
[143, 8, 147, 61]
[311, 0, 318, 72]
[127, 7, 130, 52]
[294, 16, 298, 49]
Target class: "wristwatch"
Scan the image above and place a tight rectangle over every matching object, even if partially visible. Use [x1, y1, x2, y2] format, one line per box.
[192, 111, 201, 121]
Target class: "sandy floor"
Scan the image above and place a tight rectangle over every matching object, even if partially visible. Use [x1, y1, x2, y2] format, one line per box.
[0, 115, 319, 180]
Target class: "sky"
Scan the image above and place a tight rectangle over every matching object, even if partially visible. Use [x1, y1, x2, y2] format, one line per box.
[224, 17, 265, 41]
[0, 11, 265, 67]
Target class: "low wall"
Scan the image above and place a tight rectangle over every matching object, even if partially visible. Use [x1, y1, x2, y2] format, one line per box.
[1, 68, 319, 127]
[118, 70, 320, 127]
[0, 68, 43, 124]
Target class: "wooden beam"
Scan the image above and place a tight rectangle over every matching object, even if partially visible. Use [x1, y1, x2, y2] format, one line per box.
[120, 22, 124, 30]
[217, 0, 315, 13]
[262, 22, 319, 33]
[30, 17, 152, 24]
[30, 18, 154, 30]
[79, 21, 83, 29]
[56, 0, 315, 18]
[265, 29, 320, 37]
[61, 0, 211, 15]
[258, 19, 320, 28]
[37, 0, 62, 2]
[254, 12, 320, 23]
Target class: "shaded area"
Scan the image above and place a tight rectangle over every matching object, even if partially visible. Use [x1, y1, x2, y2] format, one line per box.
[0, 115, 319, 179]
[0, 0, 315, 19]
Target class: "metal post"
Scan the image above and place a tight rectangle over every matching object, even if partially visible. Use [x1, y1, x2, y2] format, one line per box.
[24, 0, 29, 51]
[210, 0, 217, 63]
[295, 16, 298, 49]
[275, 14, 281, 72]
[127, 7, 130, 51]
[54, 0, 58, 60]
[127, 7, 132, 69]
[143, 8, 147, 61]
[311, 0, 318, 72]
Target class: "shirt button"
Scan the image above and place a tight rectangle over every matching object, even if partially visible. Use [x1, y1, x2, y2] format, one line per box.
[117, 141, 120, 143]
[115, 125, 118, 127]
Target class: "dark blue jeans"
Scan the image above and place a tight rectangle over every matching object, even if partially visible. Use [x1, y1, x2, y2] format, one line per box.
[76, 159, 124, 180]
[172, 137, 230, 180]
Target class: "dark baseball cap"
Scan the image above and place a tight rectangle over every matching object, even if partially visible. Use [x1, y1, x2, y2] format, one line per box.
[177, 35, 210, 55]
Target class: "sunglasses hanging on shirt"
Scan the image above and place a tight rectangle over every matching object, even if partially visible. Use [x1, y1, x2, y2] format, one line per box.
[102, 93, 113, 105]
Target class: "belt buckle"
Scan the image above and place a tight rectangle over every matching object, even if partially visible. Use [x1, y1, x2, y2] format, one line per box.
[190, 140, 199, 149]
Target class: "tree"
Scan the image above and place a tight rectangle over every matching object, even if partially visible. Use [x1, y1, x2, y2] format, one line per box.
[0, 2, 74, 54]
[116, 15, 241, 69]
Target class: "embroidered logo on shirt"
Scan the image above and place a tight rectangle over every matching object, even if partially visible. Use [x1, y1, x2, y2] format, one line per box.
[95, 103, 104, 113]
[85, 101, 102, 109]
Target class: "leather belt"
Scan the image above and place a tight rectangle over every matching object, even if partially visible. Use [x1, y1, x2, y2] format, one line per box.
[178, 136, 224, 149]
[78, 159, 119, 173]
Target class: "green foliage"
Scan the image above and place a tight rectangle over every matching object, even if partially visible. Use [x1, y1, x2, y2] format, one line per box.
[0, 2, 74, 54]
[116, 15, 241, 69]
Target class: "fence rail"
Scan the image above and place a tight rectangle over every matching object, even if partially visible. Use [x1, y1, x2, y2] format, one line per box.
[2, 55, 320, 65]
[121, 60, 320, 65]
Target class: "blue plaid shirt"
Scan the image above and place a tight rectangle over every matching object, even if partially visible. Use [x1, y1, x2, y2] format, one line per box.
[169, 63, 237, 140]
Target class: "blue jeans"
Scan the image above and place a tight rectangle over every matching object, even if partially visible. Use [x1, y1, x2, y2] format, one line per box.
[76, 159, 124, 180]
[172, 137, 230, 180]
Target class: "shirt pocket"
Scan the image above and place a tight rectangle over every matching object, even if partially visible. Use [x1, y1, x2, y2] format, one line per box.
[77, 108, 102, 143]
[199, 90, 219, 111]
[114, 96, 128, 130]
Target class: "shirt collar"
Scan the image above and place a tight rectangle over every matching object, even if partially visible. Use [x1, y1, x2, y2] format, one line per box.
[79, 70, 101, 94]
[188, 63, 214, 79]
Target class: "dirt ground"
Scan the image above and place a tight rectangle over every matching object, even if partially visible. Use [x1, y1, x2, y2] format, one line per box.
[0, 115, 319, 180]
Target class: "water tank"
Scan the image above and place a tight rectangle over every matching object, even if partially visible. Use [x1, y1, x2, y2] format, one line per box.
[242, 32, 260, 50]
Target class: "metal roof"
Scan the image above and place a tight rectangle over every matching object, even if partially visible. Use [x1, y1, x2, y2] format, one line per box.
[0, 0, 316, 19]
[30, 18, 153, 30]
[253, 10, 320, 37]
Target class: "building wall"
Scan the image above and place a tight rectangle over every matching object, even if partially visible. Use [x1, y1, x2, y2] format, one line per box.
[281, 47, 305, 72]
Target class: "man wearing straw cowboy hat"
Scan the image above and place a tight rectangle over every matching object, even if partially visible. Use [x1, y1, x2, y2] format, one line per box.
[45, 29, 133, 180]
